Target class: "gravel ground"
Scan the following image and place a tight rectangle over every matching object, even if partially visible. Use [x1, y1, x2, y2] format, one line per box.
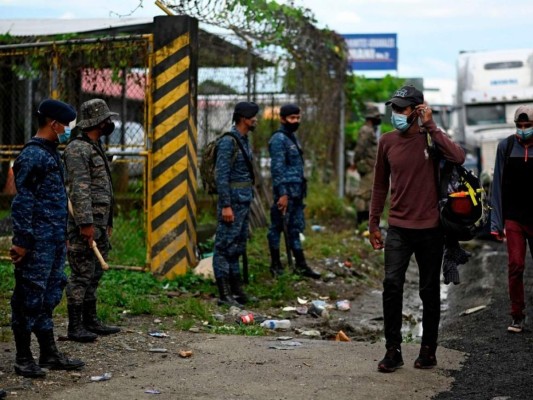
[436, 240, 533, 400]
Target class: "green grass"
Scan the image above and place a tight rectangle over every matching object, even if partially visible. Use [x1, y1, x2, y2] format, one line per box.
[0, 194, 382, 338]
[108, 209, 146, 266]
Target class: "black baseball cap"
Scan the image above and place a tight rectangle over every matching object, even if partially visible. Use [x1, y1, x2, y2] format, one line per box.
[385, 85, 424, 108]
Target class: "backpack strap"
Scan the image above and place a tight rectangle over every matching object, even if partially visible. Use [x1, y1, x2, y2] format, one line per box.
[223, 131, 255, 185]
[23, 140, 65, 184]
[504, 134, 515, 166]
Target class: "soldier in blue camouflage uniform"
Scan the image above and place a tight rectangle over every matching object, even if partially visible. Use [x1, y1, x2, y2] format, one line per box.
[63, 99, 120, 342]
[267, 104, 321, 279]
[10, 99, 85, 378]
[213, 102, 258, 307]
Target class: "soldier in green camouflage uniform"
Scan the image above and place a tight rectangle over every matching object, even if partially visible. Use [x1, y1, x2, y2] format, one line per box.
[353, 105, 381, 223]
[63, 99, 120, 342]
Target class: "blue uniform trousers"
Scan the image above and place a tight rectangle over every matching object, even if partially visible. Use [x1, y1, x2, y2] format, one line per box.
[267, 197, 305, 251]
[11, 240, 67, 332]
[213, 202, 250, 279]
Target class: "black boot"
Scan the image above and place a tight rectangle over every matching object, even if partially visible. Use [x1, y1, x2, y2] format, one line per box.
[216, 277, 241, 307]
[35, 330, 85, 370]
[229, 271, 257, 305]
[269, 247, 284, 277]
[13, 328, 45, 378]
[68, 304, 98, 342]
[83, 300, 121, 335]
[292, 249, 321, 279]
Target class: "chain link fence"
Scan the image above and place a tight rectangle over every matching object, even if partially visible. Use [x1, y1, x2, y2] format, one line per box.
[0, 36, 150, 266]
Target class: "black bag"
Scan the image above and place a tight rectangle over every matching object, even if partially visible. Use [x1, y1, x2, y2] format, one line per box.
[438, 161, 490, 241]
[426, 132, 490, 241]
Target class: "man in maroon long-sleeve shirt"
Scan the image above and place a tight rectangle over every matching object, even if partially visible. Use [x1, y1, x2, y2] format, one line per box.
[369, 85, 465, 373]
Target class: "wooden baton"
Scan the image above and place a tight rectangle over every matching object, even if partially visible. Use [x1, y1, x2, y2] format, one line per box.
[68, 199, 109, 271]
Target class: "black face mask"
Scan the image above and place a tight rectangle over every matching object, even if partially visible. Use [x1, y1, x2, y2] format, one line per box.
[101, 121, 115, 136]
[283, 122, 300, 133]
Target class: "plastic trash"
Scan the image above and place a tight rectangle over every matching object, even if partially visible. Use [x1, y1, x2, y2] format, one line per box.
[239, 313, 254, 324]
[149, 332, 169, 338]
[179, 350, 193, 358]
[335, 330, 351, 342]
[145, 389, 161, 394]
[336, 300, 351, 311]
[91, 372, 112, 382]
[148, 348, 168, 353]
[260, 319, 291, 330]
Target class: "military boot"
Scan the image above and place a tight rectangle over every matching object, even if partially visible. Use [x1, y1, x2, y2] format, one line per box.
[13, 328, 46, 378]
[269, 247, 284, 277]
[35, 330, 85, 370]
[83, 300, 121, 335]
[68, 304, 97, 342]
[216, 277, 241, 307]
[292, 249, 321, 279]
[229, 271, 257, 305]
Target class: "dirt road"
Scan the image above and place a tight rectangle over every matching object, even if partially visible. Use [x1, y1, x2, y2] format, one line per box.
[44, 335, 464, 400]
[2, 240, 532, 399]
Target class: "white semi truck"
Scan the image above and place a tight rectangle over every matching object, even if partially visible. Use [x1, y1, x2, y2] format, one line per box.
[454, 49, 533, 178]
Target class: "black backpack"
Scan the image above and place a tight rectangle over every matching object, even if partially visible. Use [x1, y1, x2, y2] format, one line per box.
[438, 161, 490, 241]
[426, 132, 490, 241]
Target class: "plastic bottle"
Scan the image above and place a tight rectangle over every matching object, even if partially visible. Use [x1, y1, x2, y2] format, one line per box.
[260, 319, 291, 330]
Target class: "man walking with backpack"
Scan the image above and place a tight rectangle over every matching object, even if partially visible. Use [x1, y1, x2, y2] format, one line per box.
[491, 105, 533, 334]
[213, 102, 258, 307]
[267, 104, 320, 279]
[369, 86, 465, 373]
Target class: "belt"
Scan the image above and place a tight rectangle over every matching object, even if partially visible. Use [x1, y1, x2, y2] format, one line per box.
[230, 181, 252, 188]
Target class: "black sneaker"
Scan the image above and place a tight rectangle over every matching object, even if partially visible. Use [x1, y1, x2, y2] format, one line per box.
[508, 318, 524, 333]
[378, 346, 403, 373]
[414, 345, 437, 369]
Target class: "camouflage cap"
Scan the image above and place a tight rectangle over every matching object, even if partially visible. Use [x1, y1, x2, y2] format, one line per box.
[77, 99, 118, 129]
[514, 105, 533, 122]
[364, 104, 380, 119]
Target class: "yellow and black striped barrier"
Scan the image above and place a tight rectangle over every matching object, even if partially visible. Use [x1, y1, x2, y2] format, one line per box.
[148, 16, 198, 279]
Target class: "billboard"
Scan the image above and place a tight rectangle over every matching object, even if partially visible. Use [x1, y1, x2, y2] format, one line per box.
[343, 33, 397, 71]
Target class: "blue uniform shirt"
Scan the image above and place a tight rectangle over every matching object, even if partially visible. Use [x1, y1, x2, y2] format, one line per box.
[215, 127, 254, 207]
[11, 137, 67, 248]
[269, 126, 306, 199]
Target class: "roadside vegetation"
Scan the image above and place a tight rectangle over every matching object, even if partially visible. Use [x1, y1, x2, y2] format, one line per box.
[0, 180, 384, 342]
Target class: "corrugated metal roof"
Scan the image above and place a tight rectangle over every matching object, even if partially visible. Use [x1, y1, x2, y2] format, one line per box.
[0, 18, 153, 36]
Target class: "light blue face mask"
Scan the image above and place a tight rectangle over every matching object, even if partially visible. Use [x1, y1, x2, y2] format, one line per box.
[58, 126, 71, 144]
[391, 112, 410, 132]
[516, 127, 533, 141]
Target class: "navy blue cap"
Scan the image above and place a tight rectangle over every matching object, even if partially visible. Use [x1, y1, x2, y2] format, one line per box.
[279, 103, 300, 118]
[37, 99, 77, 125]
[234, 101, 259, 118]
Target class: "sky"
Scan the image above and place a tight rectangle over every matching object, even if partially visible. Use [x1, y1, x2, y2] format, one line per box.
[2, 0, 533, 100]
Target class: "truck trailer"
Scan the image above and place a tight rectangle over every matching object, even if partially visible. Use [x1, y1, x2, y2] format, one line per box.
[454, 49, 533, 179]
